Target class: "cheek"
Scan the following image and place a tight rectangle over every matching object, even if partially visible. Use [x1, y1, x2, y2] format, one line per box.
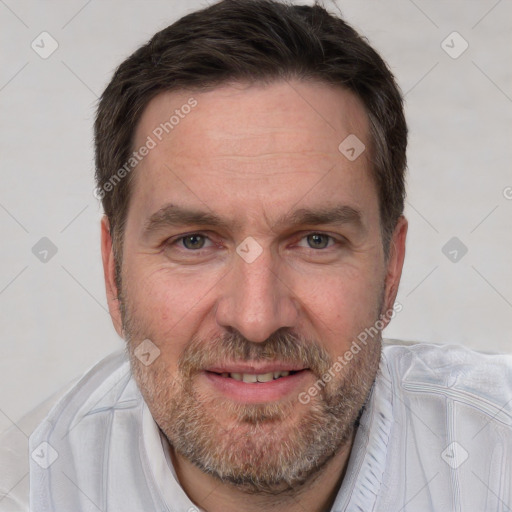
[125, 261, 222, 320]
[292, 265, 382, 341]
[122, 264, 222, 357]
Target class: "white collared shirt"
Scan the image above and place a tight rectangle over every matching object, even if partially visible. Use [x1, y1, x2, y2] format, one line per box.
[23, 342, 512, 511]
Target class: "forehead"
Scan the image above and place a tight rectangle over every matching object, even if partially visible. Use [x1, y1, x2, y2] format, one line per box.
[134, 80, 369, 158]
[128, 80, 377, 232]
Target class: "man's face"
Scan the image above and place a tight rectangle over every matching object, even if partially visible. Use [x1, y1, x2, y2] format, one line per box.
[103, 80, 406, 492]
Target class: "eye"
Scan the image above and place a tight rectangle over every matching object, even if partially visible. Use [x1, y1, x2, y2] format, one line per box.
[170, 233, 214, 250]
[297, 233, 336, 250]
[182, 234, 206, 249]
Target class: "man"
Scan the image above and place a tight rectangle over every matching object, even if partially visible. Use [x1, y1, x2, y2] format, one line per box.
[29, 0, 512, 511]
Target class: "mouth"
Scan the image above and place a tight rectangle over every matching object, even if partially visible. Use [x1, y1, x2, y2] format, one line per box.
[207, 369, 303, 382]
[201, 365, 311, 403]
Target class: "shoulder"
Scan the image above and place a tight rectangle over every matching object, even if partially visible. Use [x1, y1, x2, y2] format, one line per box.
[370, 341, 512, 509]
[382, 340, 512, 387]
[28, 349, 145, 510]
[29, 350, 141, 462]
[2, 350, 134, 511]
[381, 340, 512, 421]
[29, 348, 138, 456]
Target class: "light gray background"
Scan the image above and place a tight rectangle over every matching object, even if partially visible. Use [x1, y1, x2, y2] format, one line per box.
[1, 0, 511, 430]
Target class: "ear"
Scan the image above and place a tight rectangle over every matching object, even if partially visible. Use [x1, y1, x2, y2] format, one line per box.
[100, 216, 124, 338]
[382, 215, 408, 323]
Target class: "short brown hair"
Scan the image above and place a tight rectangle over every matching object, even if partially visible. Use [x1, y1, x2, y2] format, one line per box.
[94, 0, 407, 281]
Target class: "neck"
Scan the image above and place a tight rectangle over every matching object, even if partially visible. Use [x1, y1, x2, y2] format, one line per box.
[168, 426, 357, 512]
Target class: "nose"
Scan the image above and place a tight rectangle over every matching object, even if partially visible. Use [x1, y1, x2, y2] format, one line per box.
[215, 246, 299, 343]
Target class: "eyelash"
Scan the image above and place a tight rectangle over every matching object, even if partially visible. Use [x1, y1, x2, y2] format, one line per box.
[166, 232, 344, 252]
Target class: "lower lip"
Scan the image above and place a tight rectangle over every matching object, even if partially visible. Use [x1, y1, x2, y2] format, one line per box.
[202, 370, 311, 403]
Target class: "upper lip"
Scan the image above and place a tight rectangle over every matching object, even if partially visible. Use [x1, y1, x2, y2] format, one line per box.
[204, 363, 307, 374]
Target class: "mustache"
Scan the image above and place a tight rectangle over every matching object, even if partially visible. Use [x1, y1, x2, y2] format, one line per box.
[178, 328, 333, 378]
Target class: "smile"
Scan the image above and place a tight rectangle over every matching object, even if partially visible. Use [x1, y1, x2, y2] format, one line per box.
[202, 368, 311, 402]
[213, 370, 299, 382]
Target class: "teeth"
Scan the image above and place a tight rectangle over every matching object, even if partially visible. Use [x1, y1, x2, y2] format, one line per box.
[226, 371, 291, 382]
[257, 372, 274, 383]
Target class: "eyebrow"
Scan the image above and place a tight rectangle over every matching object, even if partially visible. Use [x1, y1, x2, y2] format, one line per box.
[273, 205, 364, 232]
[142, 203, 365, 238]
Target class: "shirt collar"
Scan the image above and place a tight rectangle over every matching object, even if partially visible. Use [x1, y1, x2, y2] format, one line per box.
[330, 350, 394, 511]
[141, 400, 200, 510]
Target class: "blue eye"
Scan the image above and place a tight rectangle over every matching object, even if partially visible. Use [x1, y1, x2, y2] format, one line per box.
[164, 232, 342, 259]
[296, 233, 336, 250]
